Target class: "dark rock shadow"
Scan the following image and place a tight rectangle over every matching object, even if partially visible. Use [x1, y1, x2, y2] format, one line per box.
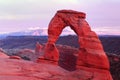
[57, 45, 78, 71]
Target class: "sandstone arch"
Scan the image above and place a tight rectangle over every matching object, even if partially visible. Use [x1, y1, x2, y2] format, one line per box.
[41, 10, 110, 70]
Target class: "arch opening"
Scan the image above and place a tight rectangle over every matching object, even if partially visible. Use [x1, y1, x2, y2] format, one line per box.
[56, 26, 79, 48]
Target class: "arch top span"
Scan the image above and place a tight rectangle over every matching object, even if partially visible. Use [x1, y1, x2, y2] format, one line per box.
[57, 10, 86, 19]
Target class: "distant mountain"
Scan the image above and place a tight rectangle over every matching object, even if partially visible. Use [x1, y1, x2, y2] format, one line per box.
[0, 28, 76, 39]
[0, 29, 47, 39]
[0, 29, 47, 37]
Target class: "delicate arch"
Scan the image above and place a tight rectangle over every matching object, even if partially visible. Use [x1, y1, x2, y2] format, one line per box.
[40, 10, 109, 70]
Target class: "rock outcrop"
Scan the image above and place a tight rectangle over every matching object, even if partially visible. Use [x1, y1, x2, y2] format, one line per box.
[0, 58, 113, 80]
[0, 45, 113, 80]
[35, 42, 43, 55]
[37, 10, 113, 80]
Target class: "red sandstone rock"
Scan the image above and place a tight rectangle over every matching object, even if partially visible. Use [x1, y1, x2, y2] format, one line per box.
[42, 10, 110, 69]
[36, 10, 112, 80]
[43, 43, 59, 63]
[76, 48, 109, 70]
[0, 58, 113, 80]
[35, 42, 43, 55]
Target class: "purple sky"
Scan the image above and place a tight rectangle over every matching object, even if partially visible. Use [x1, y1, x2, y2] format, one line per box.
[0, 0, 120, 35]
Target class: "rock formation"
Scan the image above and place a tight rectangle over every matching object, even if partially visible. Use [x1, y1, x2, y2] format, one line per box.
[37, 10, 113, 79]
[41, 10, 109, 68]
[35, 42, 43, 55]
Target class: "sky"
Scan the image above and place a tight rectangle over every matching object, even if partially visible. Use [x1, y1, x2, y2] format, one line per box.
[0, 0, 120, 35]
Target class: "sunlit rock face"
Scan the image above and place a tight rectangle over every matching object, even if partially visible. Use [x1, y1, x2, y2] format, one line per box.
[36, 10, 113, 80]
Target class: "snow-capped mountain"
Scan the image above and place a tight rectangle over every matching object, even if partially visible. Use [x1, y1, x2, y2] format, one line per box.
[0, 27, 75, 38]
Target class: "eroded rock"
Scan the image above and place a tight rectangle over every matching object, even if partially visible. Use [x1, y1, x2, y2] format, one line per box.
[36, 10, 112, 80]
[40, 10, 109, 69]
